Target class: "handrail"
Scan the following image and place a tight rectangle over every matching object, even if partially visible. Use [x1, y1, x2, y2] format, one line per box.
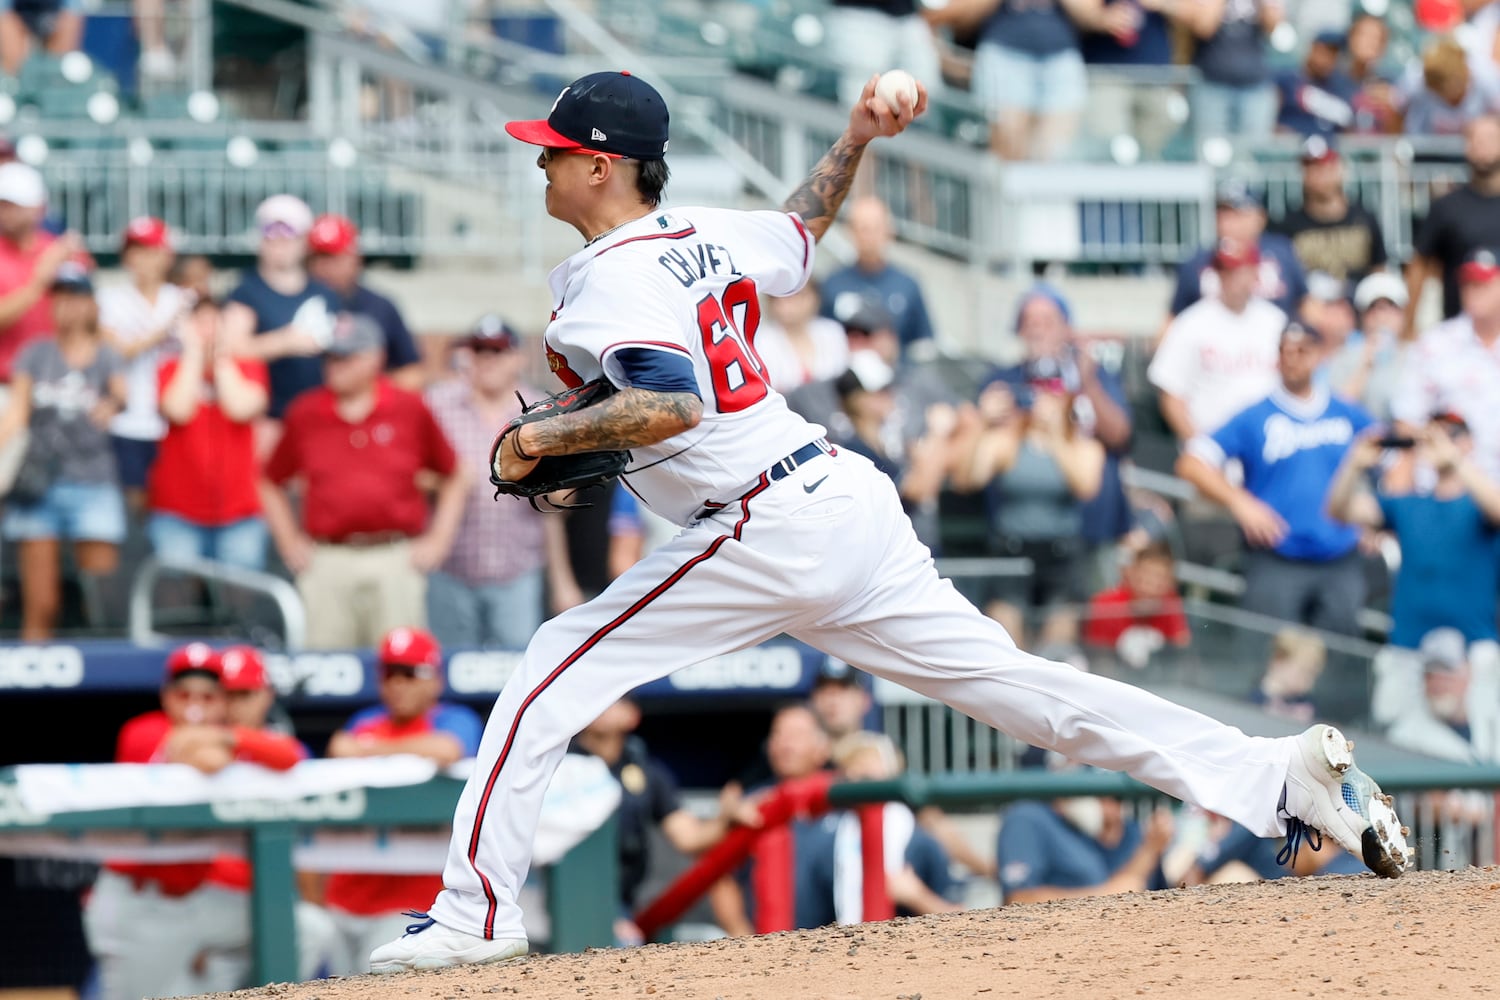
[128, 555, 308, 651]
[827, 762, 1500, 811]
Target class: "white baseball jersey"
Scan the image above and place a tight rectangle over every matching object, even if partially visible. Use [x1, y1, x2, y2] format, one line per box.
[1148, 295, 1285, 435]
[541, 206, 824, 524]
[415, 205, 1316, 950]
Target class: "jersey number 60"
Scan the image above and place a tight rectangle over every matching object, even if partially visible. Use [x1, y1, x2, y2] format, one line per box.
[696, 276, 768, 413]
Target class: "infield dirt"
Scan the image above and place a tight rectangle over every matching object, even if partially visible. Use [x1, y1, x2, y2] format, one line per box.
[215, 867, 1500, 999]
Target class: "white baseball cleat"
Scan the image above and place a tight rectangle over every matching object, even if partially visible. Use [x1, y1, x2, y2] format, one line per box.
[369, 912, 528, 974]
[1279, 724, 1410, 878]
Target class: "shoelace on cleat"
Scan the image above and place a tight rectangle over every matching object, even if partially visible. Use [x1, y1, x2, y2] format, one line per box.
[401, 910, 436, 936]
[1276, 816, 1323, 868]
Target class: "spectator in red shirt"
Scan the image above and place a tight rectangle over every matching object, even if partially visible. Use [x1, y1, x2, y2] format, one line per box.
[423, 315, 582, 650]
[149, 296, 271, 569]
[260, 313, 466, 649]
[319, 627, 483, 973]
[1082, 538, 1190, 666]
[83, 643, 330, 1000]
[0, 161, 81, 489]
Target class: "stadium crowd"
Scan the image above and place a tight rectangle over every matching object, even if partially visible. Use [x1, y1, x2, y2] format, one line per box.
[7, 112, 1500, 989]
[11, 1, 1500, 994]
[781, 0, 1500, 160]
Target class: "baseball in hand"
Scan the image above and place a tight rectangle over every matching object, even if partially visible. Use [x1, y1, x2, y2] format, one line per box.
[874, 70, 919, 112]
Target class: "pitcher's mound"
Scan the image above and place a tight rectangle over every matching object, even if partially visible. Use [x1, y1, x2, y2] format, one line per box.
[218, 867, 1500, 999]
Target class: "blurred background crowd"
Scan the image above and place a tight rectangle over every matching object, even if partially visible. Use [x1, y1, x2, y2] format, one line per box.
[3, 0, 1500, 997]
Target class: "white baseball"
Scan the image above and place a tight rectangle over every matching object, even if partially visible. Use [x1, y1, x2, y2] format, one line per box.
[874, 69, 919, 112]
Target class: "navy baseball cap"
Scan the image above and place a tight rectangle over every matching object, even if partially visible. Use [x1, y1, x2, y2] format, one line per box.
[1215, 178, 1263, 211]
[1282, 319, 1325, 345]
[505, 71, 670, 160]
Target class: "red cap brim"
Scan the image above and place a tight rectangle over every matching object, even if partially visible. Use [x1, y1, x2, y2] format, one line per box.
[505, 119, 578, 148]
[1461, 263, 1500, 284]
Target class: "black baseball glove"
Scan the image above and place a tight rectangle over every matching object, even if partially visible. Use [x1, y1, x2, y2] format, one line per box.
[489, 377, 630, 509]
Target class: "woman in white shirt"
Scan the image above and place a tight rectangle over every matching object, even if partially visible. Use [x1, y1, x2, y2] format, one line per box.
[99, 217, 189, 506]
[754, 280, 850, 393]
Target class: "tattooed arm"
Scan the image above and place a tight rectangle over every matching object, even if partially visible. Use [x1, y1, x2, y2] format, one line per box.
[783, 74, 928, 242]
[497, 387, 702, 481]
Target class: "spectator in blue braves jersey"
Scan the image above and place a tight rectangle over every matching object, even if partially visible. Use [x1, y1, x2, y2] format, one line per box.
[1176, 320, 1373, 635]
[1326, 411, 1500, 651]
[818, 197, 935, 355]
[997, 759, 1174, 904]
[1166, 181, 1307, 321]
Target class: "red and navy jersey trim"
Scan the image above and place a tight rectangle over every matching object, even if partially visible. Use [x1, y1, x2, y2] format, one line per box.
[592, 225, 697, 259]
[602, 339, 694, 358]
[788, 212, 812, 272]
[464, 474, 770, 939]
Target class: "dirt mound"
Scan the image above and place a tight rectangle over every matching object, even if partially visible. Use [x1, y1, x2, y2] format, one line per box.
[222, 868, 1500, 1000]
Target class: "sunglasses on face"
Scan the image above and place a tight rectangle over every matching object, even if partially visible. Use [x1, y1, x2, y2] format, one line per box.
[539, 146, 626, 165]
[380, 664, 434, 681]
[260, 221, 302, 240]
[471, 345, 513, 356]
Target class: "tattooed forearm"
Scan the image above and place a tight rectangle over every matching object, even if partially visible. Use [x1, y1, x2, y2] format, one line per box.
[523, 387, 703, 456]
[782, 132, 867, 243]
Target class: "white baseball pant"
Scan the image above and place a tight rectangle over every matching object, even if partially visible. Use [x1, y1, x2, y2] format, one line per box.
[430, 449, 1294, 940]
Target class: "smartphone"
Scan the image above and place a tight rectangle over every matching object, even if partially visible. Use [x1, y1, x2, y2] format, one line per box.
[1374, 435, 1417, 449]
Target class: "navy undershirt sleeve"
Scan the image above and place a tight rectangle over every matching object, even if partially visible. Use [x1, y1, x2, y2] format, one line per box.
[613, 347, 702, 397]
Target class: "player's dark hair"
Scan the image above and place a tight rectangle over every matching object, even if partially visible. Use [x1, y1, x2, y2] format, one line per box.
[635, 158, 670, 208]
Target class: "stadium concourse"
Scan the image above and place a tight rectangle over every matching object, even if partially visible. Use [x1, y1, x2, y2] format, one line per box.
[199, 868, 1499, 1000]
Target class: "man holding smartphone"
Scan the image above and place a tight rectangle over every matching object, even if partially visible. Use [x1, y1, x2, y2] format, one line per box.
[1176, 320, 1373, 636]
[1327, 412, 1500, 653]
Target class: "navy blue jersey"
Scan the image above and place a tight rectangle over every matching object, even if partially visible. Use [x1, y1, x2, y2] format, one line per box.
[227, 271, 339, 418]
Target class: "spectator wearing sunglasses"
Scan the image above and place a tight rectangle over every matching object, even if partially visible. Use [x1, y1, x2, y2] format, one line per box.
[220, 195, 339, 451]
[320, 627, 483, 974]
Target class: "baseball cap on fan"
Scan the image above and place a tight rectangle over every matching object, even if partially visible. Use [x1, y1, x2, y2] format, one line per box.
[1420, 627, 1467, 672]
[505, 71, 670, 160]
[464, 312, 518, 351]
[378, 626, 443, 676]
[219, 645, 269, 692]
[324, 311, 383, 357]
[1459, 247, 1500, 284]
[255, 194, 313, 239]
[308, 213, 358, 256]
[1353, 271, 1408, 312]
[165, 642, 222, 681]
[122, 216, 172, 252]
[0, 161, 45, 208]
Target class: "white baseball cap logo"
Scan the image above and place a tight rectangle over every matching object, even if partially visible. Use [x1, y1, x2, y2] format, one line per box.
[591, 127, 607, 142]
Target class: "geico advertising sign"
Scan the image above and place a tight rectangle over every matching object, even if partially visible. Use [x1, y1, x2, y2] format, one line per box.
[0, 646, 85, 689]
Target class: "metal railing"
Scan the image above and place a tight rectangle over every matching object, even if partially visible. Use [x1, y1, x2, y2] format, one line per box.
[128, 555, 308, 651]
